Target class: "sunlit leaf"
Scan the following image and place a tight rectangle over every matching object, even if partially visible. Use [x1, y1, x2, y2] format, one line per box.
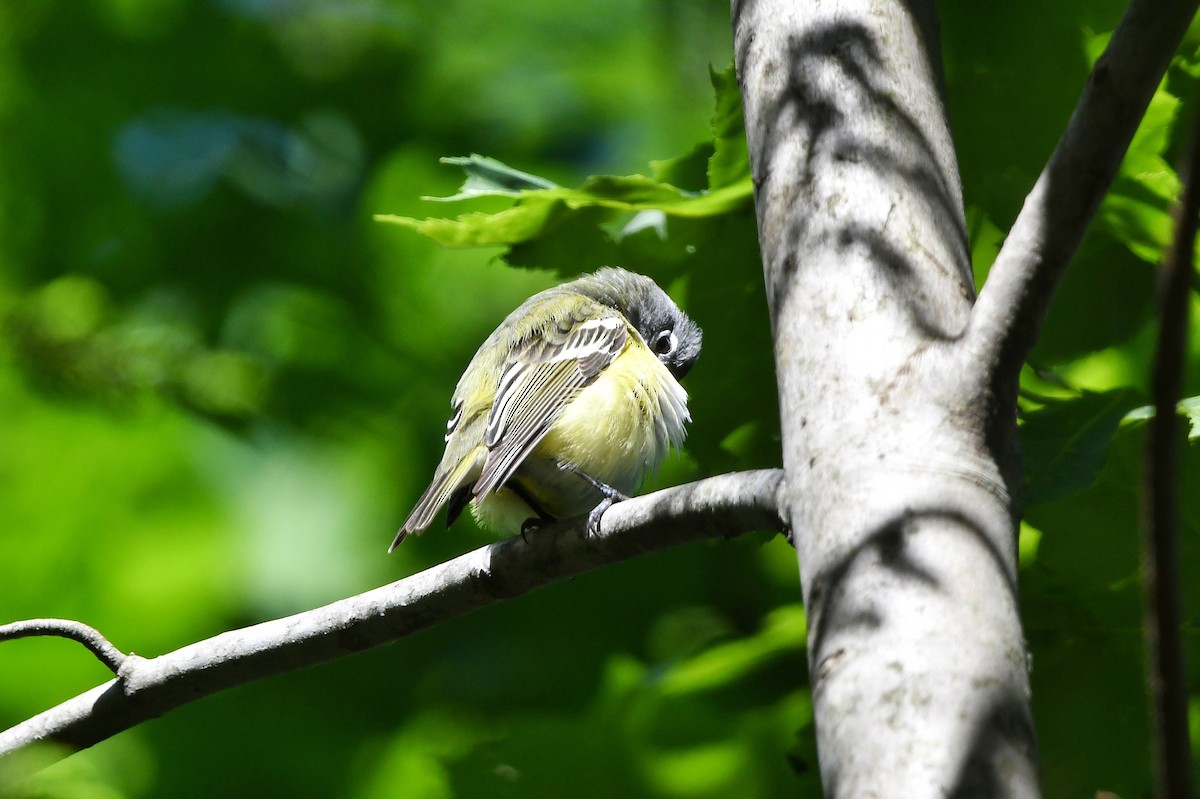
[1097, 83, 1181, 264]
[1123, 394, 1200, 440]
[429, 154, 559, 201]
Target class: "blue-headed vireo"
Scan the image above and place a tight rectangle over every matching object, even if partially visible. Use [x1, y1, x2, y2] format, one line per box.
[390, 267, 701, 551]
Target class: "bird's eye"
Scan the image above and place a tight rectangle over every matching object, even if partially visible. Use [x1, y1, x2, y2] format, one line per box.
[651, 329, 677, 357]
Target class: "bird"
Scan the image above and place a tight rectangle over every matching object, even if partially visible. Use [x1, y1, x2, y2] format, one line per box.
[389, 267, 702, 551]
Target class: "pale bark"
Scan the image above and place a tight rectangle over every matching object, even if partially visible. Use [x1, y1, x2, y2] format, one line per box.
[733, 0, 1031, 795]
[732, 0, 1196, 795]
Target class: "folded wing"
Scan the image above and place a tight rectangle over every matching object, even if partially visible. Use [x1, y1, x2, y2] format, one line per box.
[473, 311, 628, 498]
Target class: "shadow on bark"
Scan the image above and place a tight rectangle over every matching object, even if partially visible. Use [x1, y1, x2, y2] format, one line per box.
[732, 4, 1037, 791]
[803, 505, 1034, 795]
[734, 14, 971, 341]
[805, 507, 1018, 661]
[948, 692, 1041, 798]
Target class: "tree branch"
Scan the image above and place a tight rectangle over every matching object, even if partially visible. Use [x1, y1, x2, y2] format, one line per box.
[0, 620, 127, 674]
[733, 0, 1039, 794]
[1142, 89, 1200, 799]
[0, 469, 783, 761]
[967, 0, 1199, 386]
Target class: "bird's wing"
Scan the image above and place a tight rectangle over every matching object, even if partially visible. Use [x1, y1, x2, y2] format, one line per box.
[472, 309, 628, 498]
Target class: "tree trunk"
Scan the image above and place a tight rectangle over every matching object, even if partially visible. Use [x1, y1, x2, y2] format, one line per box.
[732, 0, 1041, 794]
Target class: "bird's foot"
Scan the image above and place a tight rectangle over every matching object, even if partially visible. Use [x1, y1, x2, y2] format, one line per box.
[557, 464, 629, 537]
[583, 481, 630, 538]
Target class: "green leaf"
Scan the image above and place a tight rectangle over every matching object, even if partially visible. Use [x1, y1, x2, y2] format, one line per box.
[655, 605, 807, 696]
[375, 167, 753, 251]
[1020, 388, 1145, 506]
[375, 197, 567, 248]
[373, 66, 756, 262]
[651, 142, 716, 192]
[1030, 231, 1154, 363]
[1096, 68, 1181, 264]
[505, 205, 621, 272]
[1123, 395, 1200, 440]
[431, 153, 559, 201]
[1187, 396, 1200, 439]
[707, 65, 751, 191]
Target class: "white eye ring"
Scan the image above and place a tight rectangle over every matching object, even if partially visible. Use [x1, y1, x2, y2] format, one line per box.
[651, 329, 677, 357]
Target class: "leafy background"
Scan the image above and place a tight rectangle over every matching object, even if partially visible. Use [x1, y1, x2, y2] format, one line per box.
[0, 1, 1197, 797]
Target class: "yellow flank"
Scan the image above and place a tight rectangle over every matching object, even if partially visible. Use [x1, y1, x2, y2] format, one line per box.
[543, 334, 665, 490]
[470, 332, 686, 534]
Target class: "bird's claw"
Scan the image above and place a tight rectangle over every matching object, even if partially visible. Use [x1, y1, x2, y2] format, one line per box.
[585, 496, 613, 537]
[519, 516, 549, 544]
[557, 463, 628, 538]
[584, 487, 629, 538]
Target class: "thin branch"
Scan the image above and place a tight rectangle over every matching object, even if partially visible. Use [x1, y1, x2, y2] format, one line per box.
[0, 619, 127, 674]
[1142, 91, 1200, 799]
[967, 0, 1199, 384]
[0, 469, 784, 761]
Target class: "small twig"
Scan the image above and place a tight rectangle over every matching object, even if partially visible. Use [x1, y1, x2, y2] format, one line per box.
[0, 619, 127, 674]
[1142, 87, 1200, 799]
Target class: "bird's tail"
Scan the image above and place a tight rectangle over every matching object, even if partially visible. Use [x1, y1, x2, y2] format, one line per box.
[389, 448, 482, 552]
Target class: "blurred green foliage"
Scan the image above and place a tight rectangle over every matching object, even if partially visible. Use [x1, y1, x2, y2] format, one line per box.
[0, 0, 1198, 797]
